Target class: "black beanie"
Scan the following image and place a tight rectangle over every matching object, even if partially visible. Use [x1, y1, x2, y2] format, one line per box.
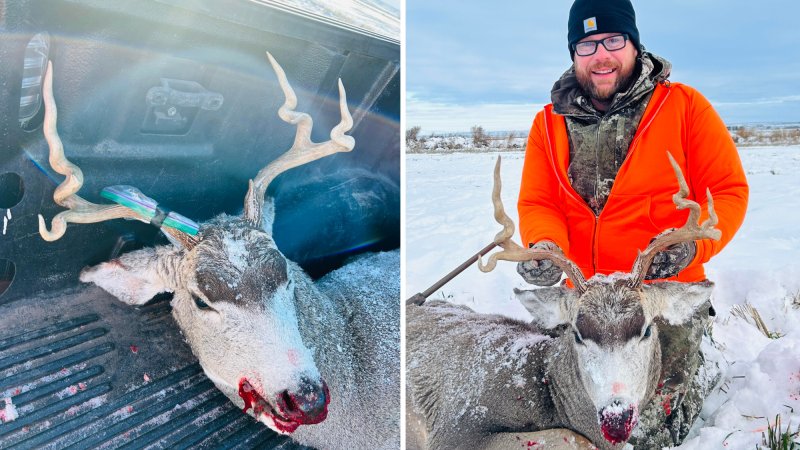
[568, 0, 640, 59]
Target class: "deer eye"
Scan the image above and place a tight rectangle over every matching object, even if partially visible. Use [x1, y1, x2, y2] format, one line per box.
[573, 331, 584, 345]
[642, 325, 652, 339]
[192, 295, 213, 311]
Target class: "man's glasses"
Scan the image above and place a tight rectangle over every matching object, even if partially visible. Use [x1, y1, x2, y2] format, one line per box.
[573, 34, 628, 57]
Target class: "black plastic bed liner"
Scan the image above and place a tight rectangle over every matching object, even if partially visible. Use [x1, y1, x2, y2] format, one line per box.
[0, 286, 309, 449]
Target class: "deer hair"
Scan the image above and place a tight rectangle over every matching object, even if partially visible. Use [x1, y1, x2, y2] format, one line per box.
[38, 53, 354, 247]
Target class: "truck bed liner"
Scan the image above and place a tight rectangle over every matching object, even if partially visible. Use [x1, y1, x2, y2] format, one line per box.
[0, 286, 309, 449]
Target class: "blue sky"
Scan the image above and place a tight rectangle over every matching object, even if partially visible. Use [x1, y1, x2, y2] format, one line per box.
[406, 1, 800, 133]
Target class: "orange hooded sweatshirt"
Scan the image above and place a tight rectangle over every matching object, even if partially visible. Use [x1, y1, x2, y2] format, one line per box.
[518, 82, 748, 283]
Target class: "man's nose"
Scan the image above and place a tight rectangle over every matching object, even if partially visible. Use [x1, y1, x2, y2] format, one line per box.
[592, 42, 614, 59]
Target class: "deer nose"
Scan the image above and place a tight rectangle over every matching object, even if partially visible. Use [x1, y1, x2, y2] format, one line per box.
[598, 400, 638, 445]
[277, 377, 329, 424]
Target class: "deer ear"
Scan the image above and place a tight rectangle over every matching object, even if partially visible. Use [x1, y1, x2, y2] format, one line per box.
[80, 246, 184, 305]
[514, 287, 576, 329]
[642, 281, 715, 325]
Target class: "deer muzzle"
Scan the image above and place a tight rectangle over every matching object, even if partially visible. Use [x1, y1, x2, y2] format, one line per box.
[238, 377, 330, 434]
[598, 399, 638, 445]
[276, 376, 330, 425]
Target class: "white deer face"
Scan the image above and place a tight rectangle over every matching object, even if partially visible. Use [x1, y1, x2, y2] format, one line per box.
[569, 284, 657, 444]
[80, 218, 329, 434]
[515, 278, 714, 444]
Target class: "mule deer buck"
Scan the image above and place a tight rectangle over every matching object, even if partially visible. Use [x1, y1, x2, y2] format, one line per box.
[38, 54, 399, 449]
[407, 156, 719, 450]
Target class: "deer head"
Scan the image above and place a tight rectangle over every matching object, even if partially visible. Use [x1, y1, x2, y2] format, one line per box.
[38, 53, 354, 434]
[478, 156, 719, 444]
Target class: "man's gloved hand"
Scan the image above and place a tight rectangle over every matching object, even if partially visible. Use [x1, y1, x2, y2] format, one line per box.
[516, 241, 563, 286]
[645, 240, 696, 280]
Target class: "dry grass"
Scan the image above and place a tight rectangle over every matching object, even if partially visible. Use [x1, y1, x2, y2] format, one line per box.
[730, 126, 800, 146]
[790, 291, 800, 309]
[730, 303, 783, 339]
[735, 127, 755, 140]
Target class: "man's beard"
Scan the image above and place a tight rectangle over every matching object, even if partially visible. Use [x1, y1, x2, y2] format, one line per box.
[576, 61, 637, 103]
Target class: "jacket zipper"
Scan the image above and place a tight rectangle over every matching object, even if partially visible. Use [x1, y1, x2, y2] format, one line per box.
[590, 114, 605, 273]
[544, 107, 600, 274]
[626, 88, 671, 161]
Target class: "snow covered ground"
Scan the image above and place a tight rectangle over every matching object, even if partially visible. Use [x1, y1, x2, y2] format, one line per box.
[406, 146, 800, 449]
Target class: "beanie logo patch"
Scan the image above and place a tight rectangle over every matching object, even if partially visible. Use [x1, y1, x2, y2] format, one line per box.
[583, 17, 597, 33]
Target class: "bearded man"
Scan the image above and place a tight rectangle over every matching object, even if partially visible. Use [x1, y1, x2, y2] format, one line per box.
[515, 0, 748, 446]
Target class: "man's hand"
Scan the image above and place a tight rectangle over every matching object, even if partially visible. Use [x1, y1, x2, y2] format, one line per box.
[517, 241, 563, 286]
[645, 240, 696, 280]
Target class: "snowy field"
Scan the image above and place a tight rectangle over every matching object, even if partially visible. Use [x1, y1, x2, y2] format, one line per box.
[406, 146, 800, 449]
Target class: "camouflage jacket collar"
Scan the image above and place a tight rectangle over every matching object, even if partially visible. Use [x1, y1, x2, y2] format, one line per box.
[551, 52, 672, 119]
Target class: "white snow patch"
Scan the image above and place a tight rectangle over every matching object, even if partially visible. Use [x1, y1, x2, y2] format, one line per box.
[600, 401, 627, 416]
[1, 363, 88, 398]
[63, 394, 106, 417]
[2, 208, 9, 234]
[0, 398, 18, 422]
[222, 235, 249, 274]
[471, 405, 488, 419]
[588, 272, 633, 283]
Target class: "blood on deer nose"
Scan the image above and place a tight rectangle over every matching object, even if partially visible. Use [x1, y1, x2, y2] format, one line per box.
[598, 400, 638, 445]
[277, 377, 330, 424]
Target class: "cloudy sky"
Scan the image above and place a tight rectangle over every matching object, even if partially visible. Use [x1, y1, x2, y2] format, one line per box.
[406, 1, 800, 133]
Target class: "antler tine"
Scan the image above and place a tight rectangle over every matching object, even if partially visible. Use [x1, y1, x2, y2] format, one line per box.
[477, 156, 588, 293]
[627, 152, 722, 288]
[243, 52, 356, 227]
[37, 61, 146, 241]
[490, 156, 516, 245]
